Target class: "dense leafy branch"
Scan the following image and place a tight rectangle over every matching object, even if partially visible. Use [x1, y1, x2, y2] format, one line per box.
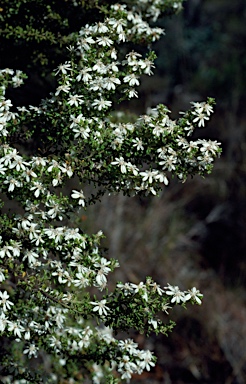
[0, 1, 221, 383]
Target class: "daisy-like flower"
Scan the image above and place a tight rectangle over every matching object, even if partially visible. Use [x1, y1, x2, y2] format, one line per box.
[23, 343, 39, 358]
[123, 73, 140, 87]
[67, 94, 84, 107]
[23, 168, 37, 182]
[31, 156, 47, 168]
[192, 111, 209, 127]
[132, 138, 144, 151]
[111, 156, 128, 173]
[71, 190, 85, 206]
[127, 163, 139, 176]
[60, 163, 73, 178]
[94, 22, 109, 33]
[128, 88, 138, 98]
[12, 75, 24, 87]
[72, 126, 90, 139]
[30, 181, 46, 197]
[147, 281, 164, 295]
[91, 98, 112, 111]
[0, 245, 14, 258]
[185, 287, 203, 305]
[76, 68, 92, 82]
[102, 76, 121, 90]
[164, 283, 186, 304]
[154, 172, 169, 185]
[139, 58, 155, 75]
[117, 282, 134, 296]
[118, 339, 138, 354]
[3, 176, 22, 192]
[108, 18, 126, 34]
[162, 302, 172, 314]
[9, 157, 29, 171]
[55, 83, 71, 96]
[90, 299, 110, 316]
[55, 62, 72, 76]
[73, 272, 90, 288]
[139, 350, 155, 371]
[0, 290, 14, 312]
[96, 36, 113, 47]
[139, 169, 158, 184]
[199, 139, 221, 155]
[23, 250, 39, 266]
[8, 321, 25, 338]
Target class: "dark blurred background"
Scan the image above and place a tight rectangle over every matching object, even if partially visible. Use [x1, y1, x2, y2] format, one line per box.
[1, 0, 246, 382]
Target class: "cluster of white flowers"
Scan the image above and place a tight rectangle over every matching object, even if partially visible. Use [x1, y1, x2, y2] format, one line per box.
[0, 0, 221, 383]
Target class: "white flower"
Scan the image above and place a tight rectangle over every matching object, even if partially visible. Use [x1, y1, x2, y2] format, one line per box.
[192, 111, 209, 127]
[55, 62, 72, 75]
[185, 287, 203, 305]
[23, 343, 39, 358]
[71, 190, 85, 206]
[76, 68, 92, 82]
[8, 321, 25, 338]
[4, 176, 22, 192]
[127, 163, 139, 176]
[128, 88, 138, 98]
[30, 181, 46, 197]
[67, 94, 84, 107]
[123, 73, 140, 87]
[118, 339, 138, 354]
[0, 245, 13, 258]
[94, 22, 109, 33]
[138, 350, 155, 371]
[198, 139, 221, 155]
[162, 302, 172, 314]
[9, 157, 29, 171]
[154, 172, 169, 185]
[52, 269, 71, 285]
[159, 155, 177, 171]
[73, 272, 90, 288]
[132, 138, 144, 151]
[23, 250, 39, 266]
[96, 36, 113, 47]
[165, 283, 186, 304]
[90, 299, 110, 316]
[148, 281, 164, 295]
[117, 282, 134, 296]
[44, 227, 65, 243]
[31, 156, 47, 168]
[60, 162, 73, 177]
[0, 313, 9, 332]
[140, 170, 158, 184]
[27, 223, 40, 240]
[91, 98, 112, 111]
[0, 290, 14, 312]
[139, 58, 155, 75]
[102, 76, 121, 90]
[0, 269, 6, 282]
[12, 75, 24, 87]
[55, 83, 71, 96]
[111, 156, 128, 173]
[23, 168, 37, 182]
[108, 18, 126, 34]
[72, 126, 90, 139]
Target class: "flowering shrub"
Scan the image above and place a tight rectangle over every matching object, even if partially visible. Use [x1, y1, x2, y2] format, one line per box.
[0, 1, 221, 383]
